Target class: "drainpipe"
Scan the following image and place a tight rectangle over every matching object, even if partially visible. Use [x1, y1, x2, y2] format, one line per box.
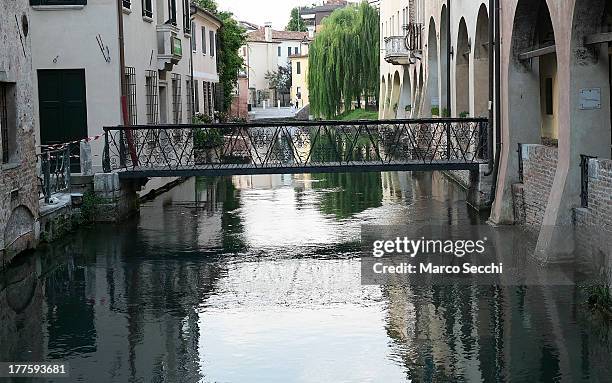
[446, 0, 451, 117]
[190, 5, 195, 121]
[116, 0, 137, 165]
[485, 0, 494, 175]
[488, 0, 502, 198]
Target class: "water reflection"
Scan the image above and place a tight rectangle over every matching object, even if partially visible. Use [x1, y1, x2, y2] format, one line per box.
[1, 172, 611, 382]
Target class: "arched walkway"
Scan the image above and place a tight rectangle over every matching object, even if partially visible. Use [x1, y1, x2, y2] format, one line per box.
[427, 17, 439, 117]
[440, 5, 449, 116]
[473, 4, 489, 118]
[398, 69, 412, 118]
[456, 17, 470, 117]
[385, 73, 393, 118]
[389, 71, 401, 119]
[380, 76, 387, 118]
[412, 68, 418, 117]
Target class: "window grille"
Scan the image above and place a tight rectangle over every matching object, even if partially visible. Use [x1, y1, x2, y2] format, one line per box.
[30, 0, 87, 5]
[145, 70, 159, 125]
[123, 67, 138, 125]
[210, 31, 215, 56]
[142, 0, 152, 17]
[123, 0, 131, 8]
[167, 0, 177, 25]
[186, 77, 193, 123]
[0, 84, 8, 163]
[171, 73, 182, 124]
[203, 82, 208, 117]
[183, 0, 191, 33]
[195, 80, 200, 113]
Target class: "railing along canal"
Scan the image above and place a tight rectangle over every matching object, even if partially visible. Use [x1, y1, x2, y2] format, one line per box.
[38, 146, 71, 203]
[103, 118, 490, 176]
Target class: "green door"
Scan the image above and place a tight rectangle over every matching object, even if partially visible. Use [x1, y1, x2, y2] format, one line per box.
[38, 69, 88, 172]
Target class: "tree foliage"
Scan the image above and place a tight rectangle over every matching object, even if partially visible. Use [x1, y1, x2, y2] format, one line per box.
[286, 8, 307, 32]
[195, 0, 246, 111]
[265, 62, 292, 94]
[308, 2, 380, 119]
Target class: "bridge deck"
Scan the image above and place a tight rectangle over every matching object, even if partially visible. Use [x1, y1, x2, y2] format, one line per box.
[117, 160, 485, 178]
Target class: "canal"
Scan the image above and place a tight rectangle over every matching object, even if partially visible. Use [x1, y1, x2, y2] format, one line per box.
[1, 171, 611, 382]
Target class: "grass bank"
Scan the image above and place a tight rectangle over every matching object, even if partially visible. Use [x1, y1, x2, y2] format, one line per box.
[335, 109, 379, 121]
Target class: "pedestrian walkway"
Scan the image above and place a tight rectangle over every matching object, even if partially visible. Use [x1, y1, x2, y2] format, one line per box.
[249, 107, 297, 120]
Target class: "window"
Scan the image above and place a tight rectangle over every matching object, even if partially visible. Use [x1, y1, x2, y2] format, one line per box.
[142, 0, 152, 17]
[545, 78, 553, 115]
[194, 80, 200, 113]
[203, 82, 209, 117]
[287, 46, 291, 56]
[167, 0, 177, 25]
[30, 0, 87, 5]
[202, 27, 207, 54]
[210, 31, 215, 56]
[183, 0, 191, 33]
[191, 22, 197, 51]
[171, 74, 182, 124]
[295, 47, 298, 54]
[186, 78, 193, 123]
[123, 67, 137, 125]
[145, 70, 159, 125]
[0, 83, 16, 164]
[296, 62, 301, 75]
[123, 0, 131, 8]
[278, 46, 281, 57]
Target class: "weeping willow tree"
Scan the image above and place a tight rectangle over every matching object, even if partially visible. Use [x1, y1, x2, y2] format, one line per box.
[308, 2, 380, 119]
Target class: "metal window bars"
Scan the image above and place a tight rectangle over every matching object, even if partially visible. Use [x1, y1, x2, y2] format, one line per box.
[0, 84, 8, 163]
[145, 70, 159, 125]
[171, 73, 182, 124]
[124, 67, 138, 125]
[186, 77, 193, 123]
[142, 0, 152, 18]
[122, 0, 131, 9]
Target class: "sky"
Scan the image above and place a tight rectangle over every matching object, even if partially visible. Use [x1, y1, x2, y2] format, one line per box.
[216, 0, 355, 30]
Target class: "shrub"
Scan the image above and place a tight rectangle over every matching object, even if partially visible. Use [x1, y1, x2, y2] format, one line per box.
[431, 106, 440, 116]
[459, 111, 470, 118]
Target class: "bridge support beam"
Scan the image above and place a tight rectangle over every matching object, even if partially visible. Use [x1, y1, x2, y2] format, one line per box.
[93, 173, 141, 222]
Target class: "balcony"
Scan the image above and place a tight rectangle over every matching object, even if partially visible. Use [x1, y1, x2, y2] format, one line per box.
[157, 24, 182, 71]
[384, 23, 423, 66]
[384, 36, 413, 65]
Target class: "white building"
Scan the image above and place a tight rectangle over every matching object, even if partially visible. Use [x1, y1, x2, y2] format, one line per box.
[240, 24, 310, 107]
[30, 0, 194, 173]
[191, 4, 222, 119]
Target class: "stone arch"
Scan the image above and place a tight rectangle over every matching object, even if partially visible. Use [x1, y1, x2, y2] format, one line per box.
[385, 73, 393, 118]
[4, 205, 35, 256]
[473, 4, 490, 118]
[389, 71, 401, 118]
[440, 5, 449, 115]
[417, 65, 424, 117]
[456, 17, 471, 117]
[570, 0, 612, 159]
[380, 75, 387, 118]
[427, 16, 440, 116]
[398, 69, 412, 118]
[509, 0, 557, 143]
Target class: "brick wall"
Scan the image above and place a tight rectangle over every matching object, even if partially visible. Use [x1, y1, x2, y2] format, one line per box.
[229, 76, 249, 120]
[520, 144, 558, 230]
[574, 158, 612, 268]
[0, 3, 38, 265]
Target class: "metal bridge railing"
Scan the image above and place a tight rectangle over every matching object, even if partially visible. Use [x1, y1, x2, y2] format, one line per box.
[103, 118, 490, 174]
[580, 154, 597, 208]
[38, 146, 71, 203]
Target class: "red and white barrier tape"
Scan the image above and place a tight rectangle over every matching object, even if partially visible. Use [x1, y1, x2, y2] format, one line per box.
[38, 133, 104, 150]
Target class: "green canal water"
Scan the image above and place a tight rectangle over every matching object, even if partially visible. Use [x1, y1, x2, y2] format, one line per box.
[1, 172, 611, 382]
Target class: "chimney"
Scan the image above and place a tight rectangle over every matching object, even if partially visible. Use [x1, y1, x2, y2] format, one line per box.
[264, 22, 272, 42]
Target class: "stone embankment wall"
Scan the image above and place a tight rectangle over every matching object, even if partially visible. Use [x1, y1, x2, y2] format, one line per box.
[574, 158, 612, 271]
[511, 144, 558, 230]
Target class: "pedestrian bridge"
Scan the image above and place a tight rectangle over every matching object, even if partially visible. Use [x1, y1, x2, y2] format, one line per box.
[102, 118, 490, 178]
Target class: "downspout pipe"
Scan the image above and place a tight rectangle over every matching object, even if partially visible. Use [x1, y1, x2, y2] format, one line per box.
[116, 0, 137, 165]
[488, 0, 502, 198]
[190, 5, 196, 121]
[485, 0, 495, 175]
[446, 0, 451, 118]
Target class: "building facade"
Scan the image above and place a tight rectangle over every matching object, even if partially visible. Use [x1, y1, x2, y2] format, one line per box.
[300, 0, 348, 35]
[191, 4, 221, 119]
[380, 0, 612, 261]
[0, 1, 39, 264]
[241, 25, 310, 107]
[30, 0, 194, 173]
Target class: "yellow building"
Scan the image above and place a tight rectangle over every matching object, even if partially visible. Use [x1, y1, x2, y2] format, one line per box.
[290, 53, 309, 109]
